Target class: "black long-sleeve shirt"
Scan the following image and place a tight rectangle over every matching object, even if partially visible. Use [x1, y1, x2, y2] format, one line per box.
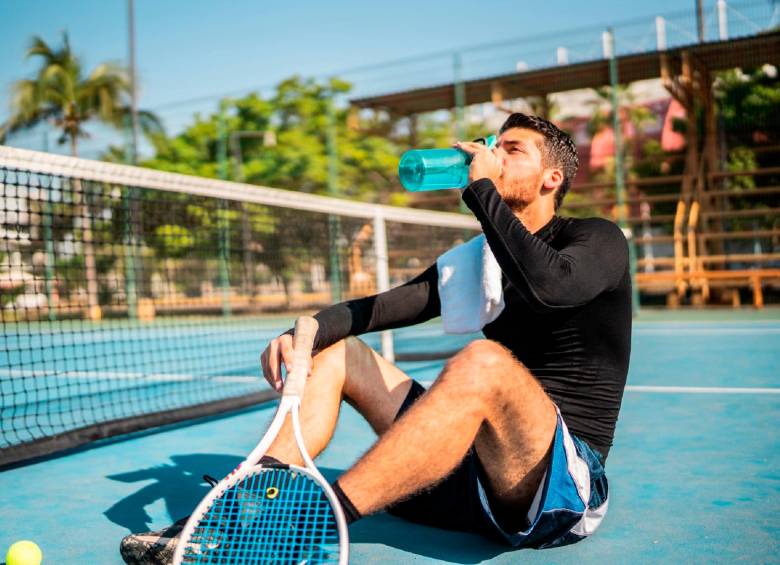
[307, 179, 632, 461]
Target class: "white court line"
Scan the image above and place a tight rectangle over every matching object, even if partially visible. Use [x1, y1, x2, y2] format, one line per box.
[624, 385, 780, 394]
[633, 328, 780, 335]
[0, 368, 255, 384]
[2, 370, 777, 395]
[418, 380, 779, 394]
[393, 327, 780, 338]
[636, 319, 780, 323]
[635, 319, 780, 325]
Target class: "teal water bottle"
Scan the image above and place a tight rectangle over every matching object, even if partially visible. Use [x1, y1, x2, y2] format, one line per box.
[398, 135, 496, 191]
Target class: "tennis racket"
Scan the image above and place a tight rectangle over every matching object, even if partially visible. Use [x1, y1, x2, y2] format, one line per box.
[172, 316, 348, 564]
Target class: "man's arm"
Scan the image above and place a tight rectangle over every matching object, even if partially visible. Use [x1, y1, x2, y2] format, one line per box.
[263, 264, 440, 391]
[462, 179, 628, 312]
[304, 263, 441, 353]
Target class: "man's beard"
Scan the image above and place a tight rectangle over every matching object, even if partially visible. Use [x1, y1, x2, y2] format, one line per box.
[500, 194, 529, 210]
[495, 174, 543, 211]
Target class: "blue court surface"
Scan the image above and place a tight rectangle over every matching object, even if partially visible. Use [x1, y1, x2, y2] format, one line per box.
[0, 310, 778, 564]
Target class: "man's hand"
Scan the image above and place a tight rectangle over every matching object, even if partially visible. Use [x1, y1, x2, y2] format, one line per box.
[260, 333, 295, 392]
[454, 140, 503, 184]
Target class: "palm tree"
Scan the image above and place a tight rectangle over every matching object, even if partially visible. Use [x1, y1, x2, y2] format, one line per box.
[0, 33, 163, 320]
[1, 33, 163, 153]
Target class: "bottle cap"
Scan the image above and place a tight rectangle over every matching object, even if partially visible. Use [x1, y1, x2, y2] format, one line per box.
[473, 134, 497, 149]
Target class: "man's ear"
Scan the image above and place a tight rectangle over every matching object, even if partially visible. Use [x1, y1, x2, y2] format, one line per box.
[542, 168, 564, 191]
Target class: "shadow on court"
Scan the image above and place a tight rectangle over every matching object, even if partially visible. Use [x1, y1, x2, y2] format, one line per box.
[103, 453, 509, 563]
[104, 453, 243, 533]
[1, 315, 777, 564]
[104, 455, 347, 534]
[351, 514, 508, 563]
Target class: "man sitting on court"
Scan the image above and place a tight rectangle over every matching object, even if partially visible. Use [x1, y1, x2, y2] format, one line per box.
[120, 113, 632, 563]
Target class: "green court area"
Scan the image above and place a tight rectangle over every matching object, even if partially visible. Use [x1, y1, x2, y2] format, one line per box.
[0, 310, 778, 564]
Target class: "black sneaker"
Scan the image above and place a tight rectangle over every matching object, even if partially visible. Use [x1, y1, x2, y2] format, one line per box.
[119, 476, 220, 565]
[119, 515, 189, 565]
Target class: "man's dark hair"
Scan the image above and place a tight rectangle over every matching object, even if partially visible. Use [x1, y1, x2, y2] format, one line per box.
[499, 113, 579, 210]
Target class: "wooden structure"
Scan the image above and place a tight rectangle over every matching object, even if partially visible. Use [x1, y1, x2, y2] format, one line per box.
[351, 32, 780, 308]
[351, 34, 779, 119]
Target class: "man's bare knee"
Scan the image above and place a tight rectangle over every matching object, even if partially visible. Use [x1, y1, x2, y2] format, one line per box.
[461, 339, 515, 368]
[312, 339, 344, 372]
[311, 337, 364, 392]
[440, 339, 522, 400]
[344, 335, 371, 355]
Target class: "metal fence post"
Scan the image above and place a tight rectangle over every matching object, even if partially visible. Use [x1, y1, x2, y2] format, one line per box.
[607, 28, 641, 316]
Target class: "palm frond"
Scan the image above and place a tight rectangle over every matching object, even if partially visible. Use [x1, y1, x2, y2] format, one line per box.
[41, 63, 69, 84]
[88, 62, 130, 84]
[8, 32, 160, 152]
[98, 88, 116, 121]
[10, 79, 41, 119]
[0, 106, 60, 143]
[78, 64, 130, 122]
[137, 110, 165, 138]
[25, 36, 55, 61]
[62, 31, 72, 54]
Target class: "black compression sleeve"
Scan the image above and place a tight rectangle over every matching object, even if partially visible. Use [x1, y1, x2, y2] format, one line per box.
[288, 263, 441, 352]
[462, 179, 628, 311]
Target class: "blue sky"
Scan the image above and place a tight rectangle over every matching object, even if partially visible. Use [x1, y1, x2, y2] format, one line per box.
[0, 1, 741, 156]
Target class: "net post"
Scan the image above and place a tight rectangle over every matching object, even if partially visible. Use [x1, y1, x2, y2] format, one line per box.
[372, 210, 394, 363]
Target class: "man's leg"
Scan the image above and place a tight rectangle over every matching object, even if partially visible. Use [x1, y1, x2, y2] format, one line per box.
[264, 336, 414, 464]
[118, 336, 406, 565]
[266, 336, 556, 529]
[120, 337, 555, 563]
[337, 339, 557, 530]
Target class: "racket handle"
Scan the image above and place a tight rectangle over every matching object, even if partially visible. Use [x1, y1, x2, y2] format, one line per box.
[283, 316, 319, 398]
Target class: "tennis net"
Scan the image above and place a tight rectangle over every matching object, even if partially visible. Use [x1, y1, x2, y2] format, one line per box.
[0, 146, 478, 467]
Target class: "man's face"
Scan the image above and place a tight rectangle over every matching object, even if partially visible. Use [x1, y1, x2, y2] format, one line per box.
[493, 127, 551, 209]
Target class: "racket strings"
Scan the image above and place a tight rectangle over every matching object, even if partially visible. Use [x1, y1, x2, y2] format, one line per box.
[183, 468, 340, 564]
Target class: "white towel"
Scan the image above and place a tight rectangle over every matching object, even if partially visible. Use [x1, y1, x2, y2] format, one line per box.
[436, 234, 505, 334]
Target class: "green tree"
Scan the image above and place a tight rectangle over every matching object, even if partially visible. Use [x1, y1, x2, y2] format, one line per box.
[152, 224, 195, 289]
[0, 33, 163, 317]
[139, 77, 402, 304]
[0, 33, 163, 152]
[714, 66, 780, 232]
[716, 66, 780, 152]
[0, 252, 26, 311]
[136, 76, 494, 304]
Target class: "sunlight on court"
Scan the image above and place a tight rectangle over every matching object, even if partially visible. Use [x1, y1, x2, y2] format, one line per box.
[0, 314, 777, 563]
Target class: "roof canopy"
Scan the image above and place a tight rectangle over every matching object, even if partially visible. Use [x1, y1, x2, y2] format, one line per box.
[350, 33, 780, 116]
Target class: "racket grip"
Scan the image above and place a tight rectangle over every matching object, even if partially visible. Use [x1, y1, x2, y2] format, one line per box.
[283, 316, 319, 398]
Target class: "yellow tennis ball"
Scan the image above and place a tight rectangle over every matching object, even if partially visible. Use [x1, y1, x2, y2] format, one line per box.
[5, 540, 43, 565]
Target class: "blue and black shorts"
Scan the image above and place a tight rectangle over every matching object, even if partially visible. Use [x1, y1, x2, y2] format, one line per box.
[386, 380, 609, 549]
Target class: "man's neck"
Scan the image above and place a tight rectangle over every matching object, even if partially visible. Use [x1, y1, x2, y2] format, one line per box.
[513, 199, 555, 234]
